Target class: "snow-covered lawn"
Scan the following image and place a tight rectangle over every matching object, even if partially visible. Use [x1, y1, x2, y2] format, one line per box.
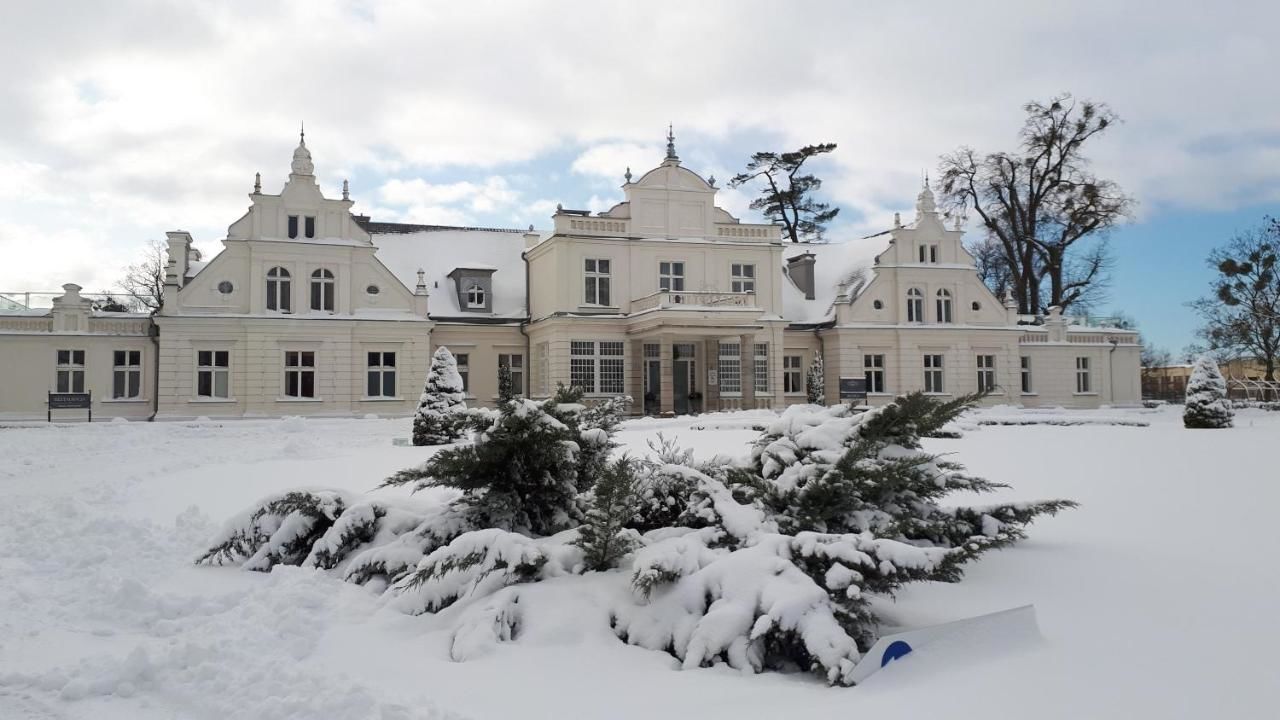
[1, 406, 1277, 719]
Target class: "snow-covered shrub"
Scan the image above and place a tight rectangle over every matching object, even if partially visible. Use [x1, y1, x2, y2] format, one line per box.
[574, 458, 644, 571]
[196, 490, 348, 571]
[413, 346, 468, 446]
[304, 500, 431, 571]
[806, 354, 825, 404]
[342, 502, 474, 587]
[1184, 355, 1234, 429]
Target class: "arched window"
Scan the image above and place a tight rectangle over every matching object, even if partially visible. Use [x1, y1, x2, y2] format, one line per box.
[906, 288, 924, 323]
[266, 267, 291, 312]
[466, 284, 486, 308]
[310, 268, 335, 312]
[936, 289, 953, 323]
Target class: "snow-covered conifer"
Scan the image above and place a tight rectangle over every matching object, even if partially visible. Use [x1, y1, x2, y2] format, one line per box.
[497, 361, 514, 402]
[574, 458, 643, 571]
[413, 346, 468, 446]
[1184, 355, 1234, 429]
[806, 353, 825, 404]
[196, 490, 348, 571]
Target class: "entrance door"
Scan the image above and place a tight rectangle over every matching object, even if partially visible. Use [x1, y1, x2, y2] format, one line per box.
[673, 343, 696, 415]
[644, 359, 661, 415]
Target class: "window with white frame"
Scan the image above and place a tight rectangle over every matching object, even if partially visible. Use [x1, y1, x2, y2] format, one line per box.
[718, 342, 742, 395]
[936, 289, 953, 323]
[864, 353, 886, 393]
[304, 216, 316, 239]
[918, 244, 938, 263]
[499, 354, 524, 396]
[266, 266, 291, 312]
[366, 351, 396, 398]
[310, 268, 335, 312]
[466, 284, 486, 308]
[569, 341, 624, 394]
[287, 215, 299, 239]
[1076, 357, 1092, 393]
[753, 343, 769, 393]
[907, 288, 924, 323]
[923, 354, 945, 393]
[455, 353, 470, 393]
[659, 261, 685, 301]
[283, 350, 315, 398]
[197, 350, 230, 398]
[976, 354, 996, 393]
[112, 350, 142, 399]
[56, 349, 86, 393]
[536, 342, 550, 396]
[731, 263, 756, 293]
[583, 258, 611, 306]
[1020, 356, 1033, 394]
[784, 355, 804, 394]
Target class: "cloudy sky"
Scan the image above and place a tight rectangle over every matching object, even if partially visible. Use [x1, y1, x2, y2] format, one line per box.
[3, 0, 1278, 353]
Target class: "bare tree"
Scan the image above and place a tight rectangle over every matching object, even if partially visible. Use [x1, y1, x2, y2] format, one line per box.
[965, 235, 1014, 300]
[937, 94, 1133, 314]
[729, 144, 839, 243]
[117, 239, 168, 312]
[1190, 219, 1280, 381]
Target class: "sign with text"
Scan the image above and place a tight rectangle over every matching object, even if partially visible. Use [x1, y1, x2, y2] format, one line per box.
[838, 377, 867, 402]
[48, 393, 91, 409]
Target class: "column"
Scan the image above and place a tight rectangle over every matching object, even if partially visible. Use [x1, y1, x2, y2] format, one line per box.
[703, 337, 719, 411]
[740, 333, 755, 409]
[659, 333, 674, 415]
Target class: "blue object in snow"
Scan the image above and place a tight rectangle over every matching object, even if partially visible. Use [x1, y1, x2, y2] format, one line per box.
[880, 640, 913, 667]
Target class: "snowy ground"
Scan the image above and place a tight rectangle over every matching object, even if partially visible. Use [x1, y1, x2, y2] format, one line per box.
[1, 406, 1277, 719]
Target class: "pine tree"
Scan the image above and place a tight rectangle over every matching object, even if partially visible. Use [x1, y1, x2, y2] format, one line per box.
[497, 360, 514, 402]
[1184, 355, 1234, 429]
[413, 347, 468, 446]
[806, 354, 825, 404]
[573, 457, 643, 571]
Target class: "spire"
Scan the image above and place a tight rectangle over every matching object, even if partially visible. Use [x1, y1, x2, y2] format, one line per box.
[290, 125, 314, 176]
[665, 123, 679, 162]
[342, 179, 350, 201]
[253, 172, 261, 194]
[300, 121, 305, 145]
[915, 183, 937, 217]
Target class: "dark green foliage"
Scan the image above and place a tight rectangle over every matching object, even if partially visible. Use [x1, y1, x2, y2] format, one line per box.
[196, 490, 346, 571]
[498, 361, 515, 402]
[574, 458, 643, 571]
[729, 143, 840, 243]
[306, 503, 387, 570]
[805, 354, 824, 404]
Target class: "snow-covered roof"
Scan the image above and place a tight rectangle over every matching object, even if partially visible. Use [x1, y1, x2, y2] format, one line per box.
[371, 227, 527, 319]
[781, 234, 891, 325]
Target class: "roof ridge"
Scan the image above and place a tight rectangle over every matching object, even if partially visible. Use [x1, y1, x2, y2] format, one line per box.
[355, 218, 523, 235]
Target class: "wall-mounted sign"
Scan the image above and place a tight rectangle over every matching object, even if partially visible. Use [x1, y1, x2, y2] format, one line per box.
[707, 369, 717, 386]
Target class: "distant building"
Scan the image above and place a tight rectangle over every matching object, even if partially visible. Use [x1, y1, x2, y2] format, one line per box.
[1144, 358, 1273, 401]
[0, 132, 1142, 420]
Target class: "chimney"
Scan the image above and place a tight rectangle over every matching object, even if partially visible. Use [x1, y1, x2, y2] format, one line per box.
[1046, 305, 1067, 342]
[524, 225, 540, 249]
[786, 252, 817, 301]
[162, 231, 193, 313]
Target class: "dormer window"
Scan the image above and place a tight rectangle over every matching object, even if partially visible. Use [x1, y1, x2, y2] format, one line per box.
[305, 216, 316, 239]
[918, 244, 938, 263]
[466, 284, 486, 309]
[288, 216, 299, 239]
[310, 269, 335, 312]
[266, 267, 291, 312]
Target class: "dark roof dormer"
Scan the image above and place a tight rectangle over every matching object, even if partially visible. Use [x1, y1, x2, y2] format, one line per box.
[447, 265, 497, 313]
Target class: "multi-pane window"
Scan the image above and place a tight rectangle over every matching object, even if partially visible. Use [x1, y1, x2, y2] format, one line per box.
[536, 342, 550, 396]
[783, 355, 804, 394]
[718, 342, 742, 395]
[112, 350, 142, 399]
[499, 354, 524, 396]
[659, 261, 685, 301]
[266, 267, 291, 312]
[466, 284, 486, 308]
[455, 353, 470, 393]
[907, 288, 924, 322]
[753, 343, 769, 393]
[288, 215, 299, 239]
[923, 354, 945, 393]
[864, 354, 886, 393]
[197, 350, 230, 399]
[936, 289, 953, 323]
[56, 349, 86, 393]
[569, 341, 624, 394]
[366, 352, 396, 398]
[918, 244, 939, 263]
[283, 351, 315, 398]
[304, 216, 316, 239]
[584, 258, 612, 306]
[310, 268, 335, 312]
[1020, 356, 1033, 394]
[731, 263, 756, 293]
[976, 354, 996, 393]
[1076, 357, 1092, 393]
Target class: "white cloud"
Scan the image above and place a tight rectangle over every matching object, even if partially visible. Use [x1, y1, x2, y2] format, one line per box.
[571, 142, 662, 180]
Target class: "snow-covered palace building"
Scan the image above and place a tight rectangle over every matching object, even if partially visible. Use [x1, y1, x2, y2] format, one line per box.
[0, 134, 1141, 420]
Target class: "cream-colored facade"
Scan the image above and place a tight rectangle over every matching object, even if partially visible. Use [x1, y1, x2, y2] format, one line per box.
[0, 133, 1141, 421]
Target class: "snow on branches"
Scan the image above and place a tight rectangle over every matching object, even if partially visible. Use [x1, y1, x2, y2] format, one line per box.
[1184, 355, 1234, 429]
[413, 346, 469, 446]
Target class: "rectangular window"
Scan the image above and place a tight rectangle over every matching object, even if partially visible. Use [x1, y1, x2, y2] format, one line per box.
[366, 351, 396, 398]
[287, 215, 299, 239]
[718, 342, 742, 395]
[499, 353, 524, 396]
[1076, 357, 1092, 393]
[977, 354, 996, 393]
[600, 341, 624, 395]
[283, 350, 315, 398]
[584, 258, 612, 306]
[197, 350, 230, 399]
[930, 245, 938, 263]
[56, 349, 86, 394]
[112, 350, 142, 399]
[455, 353, 470, 393]
[1020, 356, 1033, 394]
[304, 216, 315, 239]
[731, 263, 756, 293]
[923, 354, 945, 394]
[864, 353, 886, 394]
[659, 261, 685, 301]
[570, 341, 596, 393]
[783, 355, 804, 394]
[569, 341, 624, 394]
[536, 342, 550, 396]
[753, 343, 769, 393]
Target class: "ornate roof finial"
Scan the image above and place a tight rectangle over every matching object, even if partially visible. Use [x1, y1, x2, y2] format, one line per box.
[708, 174, 716, 187]
[291, 125, 314, 175]
[665, 123, 678, 161]
[624, 166, 632, 183]
[254, 172, 261, 194]
[300, 121, 306, 145]
[342, 179, 349, 200]
[894, 211, 901, 228]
